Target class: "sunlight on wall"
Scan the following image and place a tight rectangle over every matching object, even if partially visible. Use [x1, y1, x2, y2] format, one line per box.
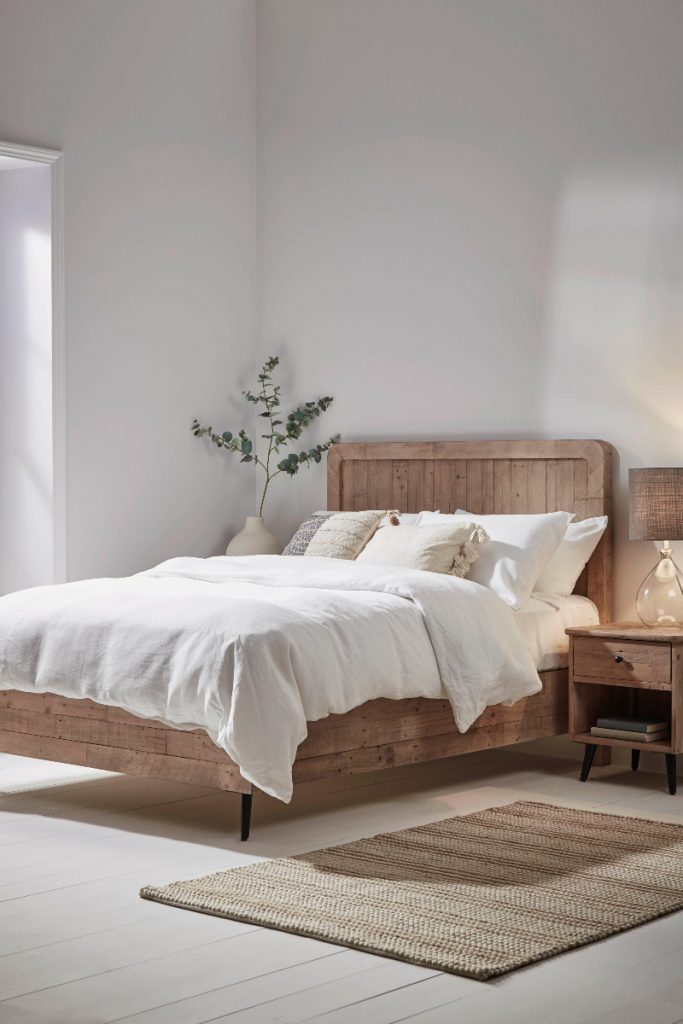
[543, 160, 683, 619]
[0, 167, 53, 594]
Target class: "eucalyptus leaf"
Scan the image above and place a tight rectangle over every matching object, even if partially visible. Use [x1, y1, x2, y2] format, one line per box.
[192, 356, 339, 514]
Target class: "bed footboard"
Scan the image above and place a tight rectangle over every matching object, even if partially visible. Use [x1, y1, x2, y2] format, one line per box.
[293, 669, 569, 783]
[0, 670, 571, 840]
[0, 690, 252, 786]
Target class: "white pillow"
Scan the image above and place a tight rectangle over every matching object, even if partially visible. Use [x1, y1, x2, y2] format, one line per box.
[534, 516, 608, 596]
[417, 510, 573, 609]
[356, 522, 488, 576]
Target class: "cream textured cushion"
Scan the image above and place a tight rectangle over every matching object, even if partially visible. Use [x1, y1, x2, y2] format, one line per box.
[356, 523, 488, 576]
[304, 510, 386, 560]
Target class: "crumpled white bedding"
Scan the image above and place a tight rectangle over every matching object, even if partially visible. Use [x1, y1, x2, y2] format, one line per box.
[0, 555, 541, 801]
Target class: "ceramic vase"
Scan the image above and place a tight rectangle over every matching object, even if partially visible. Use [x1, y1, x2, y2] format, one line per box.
[226, 516, 281, 556]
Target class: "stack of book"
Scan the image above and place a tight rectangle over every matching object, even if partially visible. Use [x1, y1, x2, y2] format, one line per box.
[591, 715, 669, 743]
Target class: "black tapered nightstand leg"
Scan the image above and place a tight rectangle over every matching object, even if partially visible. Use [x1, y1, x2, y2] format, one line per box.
[240, 792, 253, 841]
[580, 744, 598, 782]
[665, 754, 677, 795]
[631, 749, 641, 772]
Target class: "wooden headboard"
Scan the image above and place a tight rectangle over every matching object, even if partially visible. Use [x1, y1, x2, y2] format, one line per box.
[327, 440, 613, 622]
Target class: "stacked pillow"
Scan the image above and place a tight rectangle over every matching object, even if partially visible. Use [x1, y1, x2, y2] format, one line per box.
[417, 510, 572, 609]
[417, 510, 607, 605]
[283, 510, 419, 556]
[282, 506, 607, 598]
[284, 509, 488, 575]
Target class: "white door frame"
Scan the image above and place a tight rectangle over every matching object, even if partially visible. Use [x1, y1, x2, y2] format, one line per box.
[0, 141, 66, 583]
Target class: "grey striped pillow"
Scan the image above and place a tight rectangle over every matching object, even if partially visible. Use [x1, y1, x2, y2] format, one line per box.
[282, 511, 335, 556]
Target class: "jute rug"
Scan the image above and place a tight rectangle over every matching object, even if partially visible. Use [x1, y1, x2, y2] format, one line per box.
[140, 801, 683, 979]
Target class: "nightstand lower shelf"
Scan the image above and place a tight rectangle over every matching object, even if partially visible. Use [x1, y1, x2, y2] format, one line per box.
[572, 731, 673, 754]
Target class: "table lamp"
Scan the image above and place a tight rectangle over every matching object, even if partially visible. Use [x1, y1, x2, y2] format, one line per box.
[629, 468, 683, 626]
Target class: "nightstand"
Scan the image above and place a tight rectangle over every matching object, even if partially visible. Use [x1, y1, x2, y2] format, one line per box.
[566, 624, 683, 794]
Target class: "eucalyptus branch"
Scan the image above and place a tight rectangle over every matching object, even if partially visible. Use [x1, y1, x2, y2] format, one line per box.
[192, 356, 340, 518]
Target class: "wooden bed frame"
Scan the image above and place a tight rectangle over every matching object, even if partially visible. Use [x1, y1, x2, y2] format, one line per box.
[0, 439, 612, 839]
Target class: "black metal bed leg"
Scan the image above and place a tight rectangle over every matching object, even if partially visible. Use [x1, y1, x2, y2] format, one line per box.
[240, 792, 253, 841]
[580, 743, 597, 782]
[631, 748, 641, 772]
[665, 754, 677, 795]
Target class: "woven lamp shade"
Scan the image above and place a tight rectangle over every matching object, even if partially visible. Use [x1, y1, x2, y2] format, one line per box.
[629, 468, 683, 541]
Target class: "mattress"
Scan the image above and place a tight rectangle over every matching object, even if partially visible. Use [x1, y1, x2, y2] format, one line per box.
[515, 593, 600, 672]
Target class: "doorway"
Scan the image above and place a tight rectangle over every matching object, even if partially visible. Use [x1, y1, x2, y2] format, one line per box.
[0, 142, 64, 593]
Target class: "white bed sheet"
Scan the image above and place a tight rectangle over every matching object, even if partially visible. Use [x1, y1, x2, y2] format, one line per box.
[515, 594, 600, 672]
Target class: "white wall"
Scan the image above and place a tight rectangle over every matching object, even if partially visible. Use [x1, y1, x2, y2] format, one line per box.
[0, 0, 681, 617]
[257, 0, 683, 619]
[0, 0, 257, 580]
[0, 164, 53, 593]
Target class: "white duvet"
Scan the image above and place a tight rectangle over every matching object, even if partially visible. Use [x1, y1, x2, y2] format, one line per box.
[0, 556, 541, 801]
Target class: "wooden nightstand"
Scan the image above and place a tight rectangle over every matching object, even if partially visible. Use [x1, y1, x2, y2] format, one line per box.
[566, 624, 683, 794]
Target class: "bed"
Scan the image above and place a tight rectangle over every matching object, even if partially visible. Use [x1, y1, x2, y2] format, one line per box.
[0, 439, 612, 838]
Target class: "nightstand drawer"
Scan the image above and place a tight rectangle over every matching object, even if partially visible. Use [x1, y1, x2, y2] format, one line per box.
[573, 637, 672, 688]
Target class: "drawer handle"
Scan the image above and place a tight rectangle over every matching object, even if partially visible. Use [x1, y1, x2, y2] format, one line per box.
[614, 654, 624, 663]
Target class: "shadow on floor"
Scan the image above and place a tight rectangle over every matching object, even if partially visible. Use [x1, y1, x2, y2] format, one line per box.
[1, 747, 673, 859]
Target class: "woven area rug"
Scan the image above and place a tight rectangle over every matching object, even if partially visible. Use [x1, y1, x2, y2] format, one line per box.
[140, 801, 683, 979]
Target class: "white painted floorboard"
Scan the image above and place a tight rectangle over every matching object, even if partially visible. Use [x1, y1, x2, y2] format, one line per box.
[1, 749, 683, 1023]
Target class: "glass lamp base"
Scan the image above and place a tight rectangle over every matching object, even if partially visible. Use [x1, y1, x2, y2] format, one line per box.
[636, 547, 683, 627]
